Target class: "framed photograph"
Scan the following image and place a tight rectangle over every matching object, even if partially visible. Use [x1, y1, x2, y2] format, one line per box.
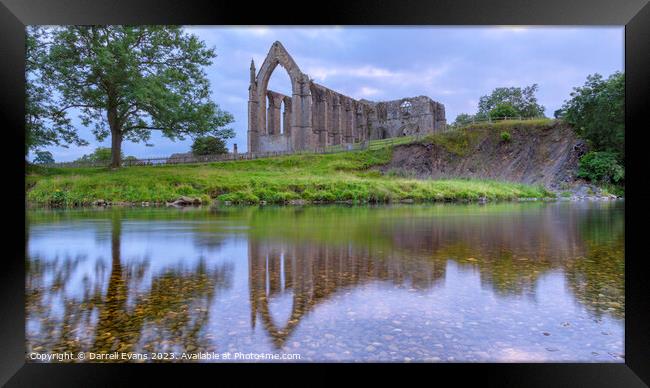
[1, 0, 648, 385]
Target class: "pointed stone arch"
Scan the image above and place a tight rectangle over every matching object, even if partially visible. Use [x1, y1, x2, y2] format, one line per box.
[248, 41, 313, 153]
[257, 41, 303, 97]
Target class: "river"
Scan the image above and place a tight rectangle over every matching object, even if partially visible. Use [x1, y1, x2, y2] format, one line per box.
[26, 201, 624, 362]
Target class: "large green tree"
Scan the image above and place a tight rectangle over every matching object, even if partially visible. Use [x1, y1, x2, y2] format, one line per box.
[40, 26, 234, 167]
[191, 136, 228, 156]
[489, 103, 518, 120]
[75, 147, 128, 165]
[451, 113, 475, 128]
[560, 72, 624, 160]
[26, 26, 87, 156]
[33, 150, 55, 165]
[477, 84, 545, 119]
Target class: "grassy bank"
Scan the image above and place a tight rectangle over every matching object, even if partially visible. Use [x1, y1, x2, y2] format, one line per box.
[27, 139, 555, 207]
[417, 118, 557, 156]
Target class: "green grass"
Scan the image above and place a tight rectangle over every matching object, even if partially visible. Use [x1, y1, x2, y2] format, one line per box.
[413, 118, 558, 157]
[599, 183, 625, 197]
[462, 118, 556, 131]
[27, 137, 555, 207]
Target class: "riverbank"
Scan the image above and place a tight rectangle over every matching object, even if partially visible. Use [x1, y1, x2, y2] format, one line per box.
[26, 146, 556, 207]
[383, 119, 583, 189]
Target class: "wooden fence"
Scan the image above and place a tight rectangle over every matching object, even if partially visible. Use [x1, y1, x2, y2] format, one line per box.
[44, 135, 422, 168]
[458, 115, 551, 126]
[44, 119, 551, 169]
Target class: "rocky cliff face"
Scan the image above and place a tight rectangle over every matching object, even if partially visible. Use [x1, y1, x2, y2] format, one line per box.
[380, 121, 587, 190]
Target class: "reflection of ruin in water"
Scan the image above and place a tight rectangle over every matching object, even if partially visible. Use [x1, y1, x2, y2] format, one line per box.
[248, 239, 447, 348]
[26, 202, 624, 359]
[246, 203, 624, 347]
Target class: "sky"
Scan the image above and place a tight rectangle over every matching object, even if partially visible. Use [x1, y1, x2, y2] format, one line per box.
[39, 26, 624, 162]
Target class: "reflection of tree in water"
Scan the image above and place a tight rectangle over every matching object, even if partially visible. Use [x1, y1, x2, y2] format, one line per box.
[26, 254, 93, 355]
[564, 206, 625, 319]
[564, 239, 624, 319]
[248, 240, 447, 348]
[26, 214, 233, 360]
[27, 202, 625, 358]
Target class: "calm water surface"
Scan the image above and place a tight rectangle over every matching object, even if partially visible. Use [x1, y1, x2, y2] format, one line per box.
[26, 201, 624, 362]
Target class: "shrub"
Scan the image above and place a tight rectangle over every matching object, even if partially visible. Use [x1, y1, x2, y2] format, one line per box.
[577, 151, 624, 184]
[50, 189, 67, 207]
[500, 131, 511, 142]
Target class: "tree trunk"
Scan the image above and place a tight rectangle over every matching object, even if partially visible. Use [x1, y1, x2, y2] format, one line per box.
[106, 94, 122, 168]
[107, 103, 122, 169]
[110, 129, 122, 168]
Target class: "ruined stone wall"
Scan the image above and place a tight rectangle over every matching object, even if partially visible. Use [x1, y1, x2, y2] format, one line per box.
[365, 96, 446, 140]
[258, 136, 291, 152]
[248, 42, 447, 154]
[310, 82, 373, 147]
[256, 89, 292, 152]
[248, 42, 314, 154]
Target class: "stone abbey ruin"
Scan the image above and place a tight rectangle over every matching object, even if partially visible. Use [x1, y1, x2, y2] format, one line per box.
[247, 41, 447, 153]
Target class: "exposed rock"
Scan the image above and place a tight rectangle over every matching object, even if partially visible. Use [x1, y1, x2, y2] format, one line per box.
[378, 122, 585, 190]
[168, 196, 202, 206]
[564, 181, 622, 201]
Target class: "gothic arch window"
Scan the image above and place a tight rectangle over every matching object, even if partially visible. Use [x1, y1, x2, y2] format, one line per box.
[400, 100, 413, 115]
[279, 99, 285, 135]
[255, 41, 307, 141]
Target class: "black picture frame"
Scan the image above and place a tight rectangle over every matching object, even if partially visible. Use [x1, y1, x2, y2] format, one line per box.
[1, 0, 648, 386]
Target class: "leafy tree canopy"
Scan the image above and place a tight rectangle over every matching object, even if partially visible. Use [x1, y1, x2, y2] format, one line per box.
[75, 147, 135, 165]
[191, 136, 228, 156]
[37, 26, 234, 167]
[478, 84, 546, 119]
[489, 103, 518, 120]
[560, 72, 624, 160]
[26, 26, 88, 155]
[452, 113, 475, 128]
[33, 150, 55, 165]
